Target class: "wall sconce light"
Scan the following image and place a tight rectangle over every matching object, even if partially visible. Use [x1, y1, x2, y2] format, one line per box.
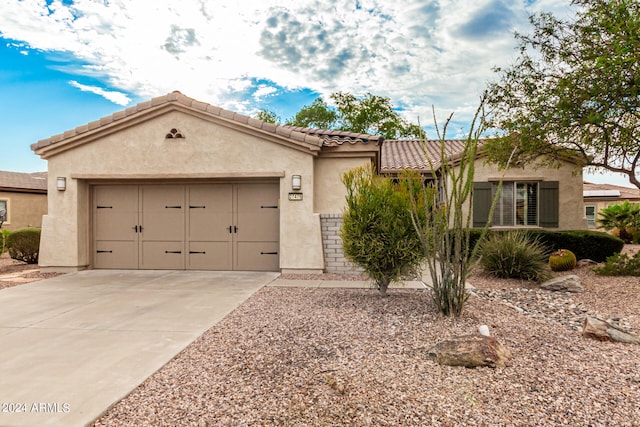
[292, 175, 302, 191]
[56, 177, 66, 191]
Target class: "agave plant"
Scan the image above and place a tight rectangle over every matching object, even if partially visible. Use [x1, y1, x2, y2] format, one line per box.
[597, 201, 640, 243]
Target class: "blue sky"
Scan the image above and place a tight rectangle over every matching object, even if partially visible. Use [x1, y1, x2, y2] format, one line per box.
[0, 0, 634, 187]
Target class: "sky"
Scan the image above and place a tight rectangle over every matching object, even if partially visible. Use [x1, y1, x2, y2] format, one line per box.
[0, 0, 634, 187]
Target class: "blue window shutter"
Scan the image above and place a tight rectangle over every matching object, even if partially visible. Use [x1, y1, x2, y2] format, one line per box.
[472, 182, 492, 228]
[539, 181, 559, 228]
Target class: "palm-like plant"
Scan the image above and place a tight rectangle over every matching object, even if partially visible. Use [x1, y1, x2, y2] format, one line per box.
[597, 201, 640, 243]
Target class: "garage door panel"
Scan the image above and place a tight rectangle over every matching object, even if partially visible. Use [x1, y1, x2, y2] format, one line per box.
[94, 185, 138, 211]
[235, 242, 279, 271]
[141, 211, 184, 241]
[141, 185, 185, 241]
[94, 185, 138, 241]
[236, 212, 279, 241]
[236, 184, 279, 242]
[188, 185, 233, 241]
[187, 242, 232, 270]
[94, 241, 138, 269]
[140, 242, 185, 269]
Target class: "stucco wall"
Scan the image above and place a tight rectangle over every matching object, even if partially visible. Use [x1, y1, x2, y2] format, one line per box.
[0, 191, 47, 231]
[39, 110, 327, 271]
[470, 159, 586, 230]
[313, 157, 372, 213]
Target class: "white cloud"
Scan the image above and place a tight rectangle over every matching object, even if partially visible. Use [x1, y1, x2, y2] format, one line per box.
[68, 80, 131, 105]
[0, 0, 570, 127]
[253, 84, 278, 101]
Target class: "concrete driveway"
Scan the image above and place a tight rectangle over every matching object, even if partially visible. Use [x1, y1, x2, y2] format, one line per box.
[0, 269, 278, 427]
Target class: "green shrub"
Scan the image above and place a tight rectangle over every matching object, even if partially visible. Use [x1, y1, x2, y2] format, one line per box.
[6, 228, 41, 264]
[538, 230, 624, 262]
[594, 251, 640, 276]
[468, 229, 623, 263]
[477, 230, 552, 282]
[0, 229, 11, 254]
[341, 165, 426, 295]
[548, 249, 577, 271]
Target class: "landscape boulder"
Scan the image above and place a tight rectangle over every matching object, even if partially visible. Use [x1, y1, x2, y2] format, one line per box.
[427, 334, 511, 368]
[540, 275, 583, 293]
[582, 316, 640, 344]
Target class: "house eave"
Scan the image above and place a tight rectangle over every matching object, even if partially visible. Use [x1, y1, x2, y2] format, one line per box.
[32, 98, 323, 160]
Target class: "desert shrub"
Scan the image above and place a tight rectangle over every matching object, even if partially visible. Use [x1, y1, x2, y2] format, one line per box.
[594, 251, 640, 277]
[468, 229, 623, 263]
[477, 230, 551, 282]
[6, 228, 41, 264]
[341, 165, 426, 295]
[548, 249, 577, 271]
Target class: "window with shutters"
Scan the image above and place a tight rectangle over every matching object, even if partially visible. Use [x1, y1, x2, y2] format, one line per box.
[473, 181, 558, 228]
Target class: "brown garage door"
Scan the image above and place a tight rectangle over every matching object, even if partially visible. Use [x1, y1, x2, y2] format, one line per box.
[93, 183, 279, 271]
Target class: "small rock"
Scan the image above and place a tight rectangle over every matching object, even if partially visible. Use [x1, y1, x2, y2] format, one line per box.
[577, 259, 598, 267]
[478, 325, 490, 337]
[540, 275, 583, 293]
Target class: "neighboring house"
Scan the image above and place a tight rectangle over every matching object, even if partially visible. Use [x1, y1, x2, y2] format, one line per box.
[31, 92, 585, 273]
[583, 181, 640, 229]
[381, 139, 586, 230]
[0, 170, 48, 231]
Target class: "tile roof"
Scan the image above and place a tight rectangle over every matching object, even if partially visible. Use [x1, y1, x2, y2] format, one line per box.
[31, 91, 330, 153]
[380, 139, 471, 173]
[0, 171, 48, 192]
[283, 126, 383, 146]
[583, 181, 640, 200]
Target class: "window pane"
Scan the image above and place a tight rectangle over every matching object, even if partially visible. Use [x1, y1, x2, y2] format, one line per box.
[527, 183, 537, 226]
[516, 184, 526, 225]
[0, 200, 6, 222]
[515, 183, 538, 226]
[585, 205, 596, 228]
[492, 182, 514, 226]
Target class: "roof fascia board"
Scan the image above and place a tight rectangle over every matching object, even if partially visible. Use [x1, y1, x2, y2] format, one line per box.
[70, 171, 286, 180]
[0, 187, 47, 194]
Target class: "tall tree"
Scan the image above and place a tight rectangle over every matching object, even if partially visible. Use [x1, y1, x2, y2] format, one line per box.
[257, 92, 425, 139]
[255, 109, 280, 124]
[330, 92, 425, 139]
[286, 97, 338, 129]
[485, 0, 640, 189]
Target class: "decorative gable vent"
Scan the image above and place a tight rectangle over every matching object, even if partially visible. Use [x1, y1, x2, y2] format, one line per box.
[166, 128, 184, 139]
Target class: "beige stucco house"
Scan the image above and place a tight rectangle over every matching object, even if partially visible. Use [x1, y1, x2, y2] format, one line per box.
[32, 92, 586, 273]
[583, 181, 640, 229]
[381, 139, 586, 230]
[31, 91, 380, 273]
[0, 171, 48, 231]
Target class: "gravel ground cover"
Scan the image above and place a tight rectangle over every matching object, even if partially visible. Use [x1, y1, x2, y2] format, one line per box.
[92, 260, 640, 426]
[2, 249, 639, 426]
